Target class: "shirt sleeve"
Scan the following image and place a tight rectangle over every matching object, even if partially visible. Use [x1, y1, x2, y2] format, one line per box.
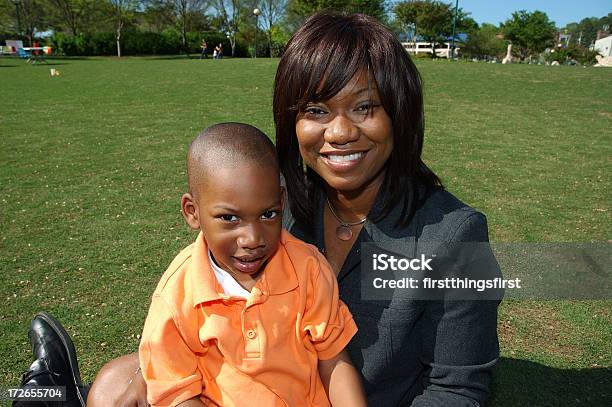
[139, 294, 203, 407]
[412, 212, 500, 407]
[302, 253, 358, 361]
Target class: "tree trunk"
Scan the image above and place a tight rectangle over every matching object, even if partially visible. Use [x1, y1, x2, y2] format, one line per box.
[268, 30, 272, 58]
[182, 22, 188, 55]
[116, 22, 122, 57]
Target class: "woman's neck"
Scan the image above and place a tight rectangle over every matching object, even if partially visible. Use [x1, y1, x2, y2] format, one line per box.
[324, 170, 385, 223]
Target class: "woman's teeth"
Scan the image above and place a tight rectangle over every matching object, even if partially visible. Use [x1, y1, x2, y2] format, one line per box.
[327, 152, 364, 162]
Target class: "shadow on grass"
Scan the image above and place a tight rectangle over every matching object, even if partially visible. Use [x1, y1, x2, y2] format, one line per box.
[42, 56, 96, 61]
[140, 55, 240, 60]
[140, 55, 199, 60]
[491, 357, 611, 406]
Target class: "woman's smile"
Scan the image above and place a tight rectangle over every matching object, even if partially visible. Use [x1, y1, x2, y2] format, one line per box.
[320, 150, 368, 171]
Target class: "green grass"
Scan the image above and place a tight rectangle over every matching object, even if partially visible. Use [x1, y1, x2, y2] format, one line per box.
[1, 56, 610, 406]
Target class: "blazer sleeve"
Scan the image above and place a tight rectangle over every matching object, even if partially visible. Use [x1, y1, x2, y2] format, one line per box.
[412, 212, 500, 407]
[139, 294, 203, 407]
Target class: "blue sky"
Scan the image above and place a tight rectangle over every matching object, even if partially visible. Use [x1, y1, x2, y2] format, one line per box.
[451, 0, 610, 27]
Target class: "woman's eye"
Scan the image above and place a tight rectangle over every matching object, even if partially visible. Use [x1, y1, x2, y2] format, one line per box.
[220, 214, 239, 222]
[261, 210, 279, 220]
[355, 102, 378, 114]
[304, 106, 326, 116]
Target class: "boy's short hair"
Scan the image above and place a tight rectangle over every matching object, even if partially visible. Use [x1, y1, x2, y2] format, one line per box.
[187, 122, 278, 195]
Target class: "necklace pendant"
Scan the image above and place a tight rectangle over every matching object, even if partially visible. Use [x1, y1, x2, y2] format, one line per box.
[336, 225, 353, 241]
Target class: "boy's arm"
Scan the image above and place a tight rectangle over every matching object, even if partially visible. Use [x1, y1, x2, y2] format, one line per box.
[140, 295, 203, 406]
[319, 350, 367, 407]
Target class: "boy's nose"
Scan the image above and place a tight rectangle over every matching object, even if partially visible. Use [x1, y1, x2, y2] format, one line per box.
[237, 224, 265, 250]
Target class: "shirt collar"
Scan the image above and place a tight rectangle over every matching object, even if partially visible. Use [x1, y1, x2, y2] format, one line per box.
[190, 230, 299, 307]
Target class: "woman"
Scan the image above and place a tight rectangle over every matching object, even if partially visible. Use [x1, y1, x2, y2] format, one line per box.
[272, 13, 499, 406]
[21, 12, 500, 407]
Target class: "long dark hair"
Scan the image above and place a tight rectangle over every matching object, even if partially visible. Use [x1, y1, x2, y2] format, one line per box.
[274, 12, 442, 230]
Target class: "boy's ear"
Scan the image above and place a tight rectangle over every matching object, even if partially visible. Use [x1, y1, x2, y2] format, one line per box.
[181, 193, 201, 230]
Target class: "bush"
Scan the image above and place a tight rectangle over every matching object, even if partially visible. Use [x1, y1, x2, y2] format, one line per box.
[251, 39, 285, 58]
[0, 31, 19, 44]
[48, 30, 251, 57]
[192, 31, 250, 58]
[412, 52, 437, 59]
[546, 45, 601, 66]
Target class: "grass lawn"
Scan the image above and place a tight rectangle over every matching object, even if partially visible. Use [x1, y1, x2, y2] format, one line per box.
[1, 56, 610, 406]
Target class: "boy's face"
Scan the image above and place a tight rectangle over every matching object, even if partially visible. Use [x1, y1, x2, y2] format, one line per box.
[182, 164, 283, 280]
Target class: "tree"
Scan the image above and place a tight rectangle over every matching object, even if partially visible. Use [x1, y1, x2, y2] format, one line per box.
[461, 23, 506, 60]
[44, 0, 95, 36]
[288, 0, 385, 24]
[395, 0, 475, 56]
[210, 0, 244, 56]
[501, 10, 556, 59]
[167, 0, 209, 54]
[562, 13, 612, 47]
[14, 0, 47, 45]
[0, 0, 17, 33]
[140, 0, 175, 32]
[258, 0, 287, 57]
[108, 0, 141, 57]
[394, 0, 425, 49]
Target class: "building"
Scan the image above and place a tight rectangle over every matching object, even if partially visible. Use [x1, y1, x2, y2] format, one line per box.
[592, 35, 612, 57]
[401, 42, 459, 58]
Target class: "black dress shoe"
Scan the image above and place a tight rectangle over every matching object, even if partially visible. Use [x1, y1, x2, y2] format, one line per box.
[13, 312, 88, 407]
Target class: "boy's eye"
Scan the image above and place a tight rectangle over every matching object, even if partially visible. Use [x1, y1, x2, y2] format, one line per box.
[261, 210, 279, 220]
[219, 214, 239, 222]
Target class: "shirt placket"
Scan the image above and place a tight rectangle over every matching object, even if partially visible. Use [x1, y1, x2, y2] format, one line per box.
[241, 287, 266, 360]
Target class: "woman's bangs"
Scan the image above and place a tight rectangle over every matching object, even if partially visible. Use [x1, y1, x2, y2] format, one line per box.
[296, 32, 370, 108]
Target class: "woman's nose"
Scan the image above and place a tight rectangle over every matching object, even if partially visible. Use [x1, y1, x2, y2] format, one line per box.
[324, 115, 358, 145]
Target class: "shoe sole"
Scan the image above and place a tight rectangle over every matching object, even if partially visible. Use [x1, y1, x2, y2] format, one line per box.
[35, 312, 86, 406]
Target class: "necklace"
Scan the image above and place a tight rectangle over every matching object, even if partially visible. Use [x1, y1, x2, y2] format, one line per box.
[326, 198, 367, 241]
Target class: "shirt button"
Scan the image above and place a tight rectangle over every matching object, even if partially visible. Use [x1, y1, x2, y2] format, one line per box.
[246, 329, 257, 339]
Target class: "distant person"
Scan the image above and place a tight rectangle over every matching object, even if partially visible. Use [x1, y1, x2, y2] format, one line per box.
[216, 43, 223, 59]
[200, 39, 208, 59]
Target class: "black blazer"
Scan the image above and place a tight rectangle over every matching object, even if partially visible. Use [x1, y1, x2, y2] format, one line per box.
[284, 184, 500, 407]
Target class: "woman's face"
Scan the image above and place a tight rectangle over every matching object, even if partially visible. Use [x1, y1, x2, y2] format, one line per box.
[295, 72, 393, 194]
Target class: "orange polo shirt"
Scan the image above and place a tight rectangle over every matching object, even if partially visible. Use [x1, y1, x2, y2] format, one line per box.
[139, 230, 358, 407]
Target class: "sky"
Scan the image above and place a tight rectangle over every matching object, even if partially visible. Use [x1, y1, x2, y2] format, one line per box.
[457, 0, 611, 28]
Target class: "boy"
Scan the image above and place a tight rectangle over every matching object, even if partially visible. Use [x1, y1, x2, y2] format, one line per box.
[139, 123, 366, 407]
